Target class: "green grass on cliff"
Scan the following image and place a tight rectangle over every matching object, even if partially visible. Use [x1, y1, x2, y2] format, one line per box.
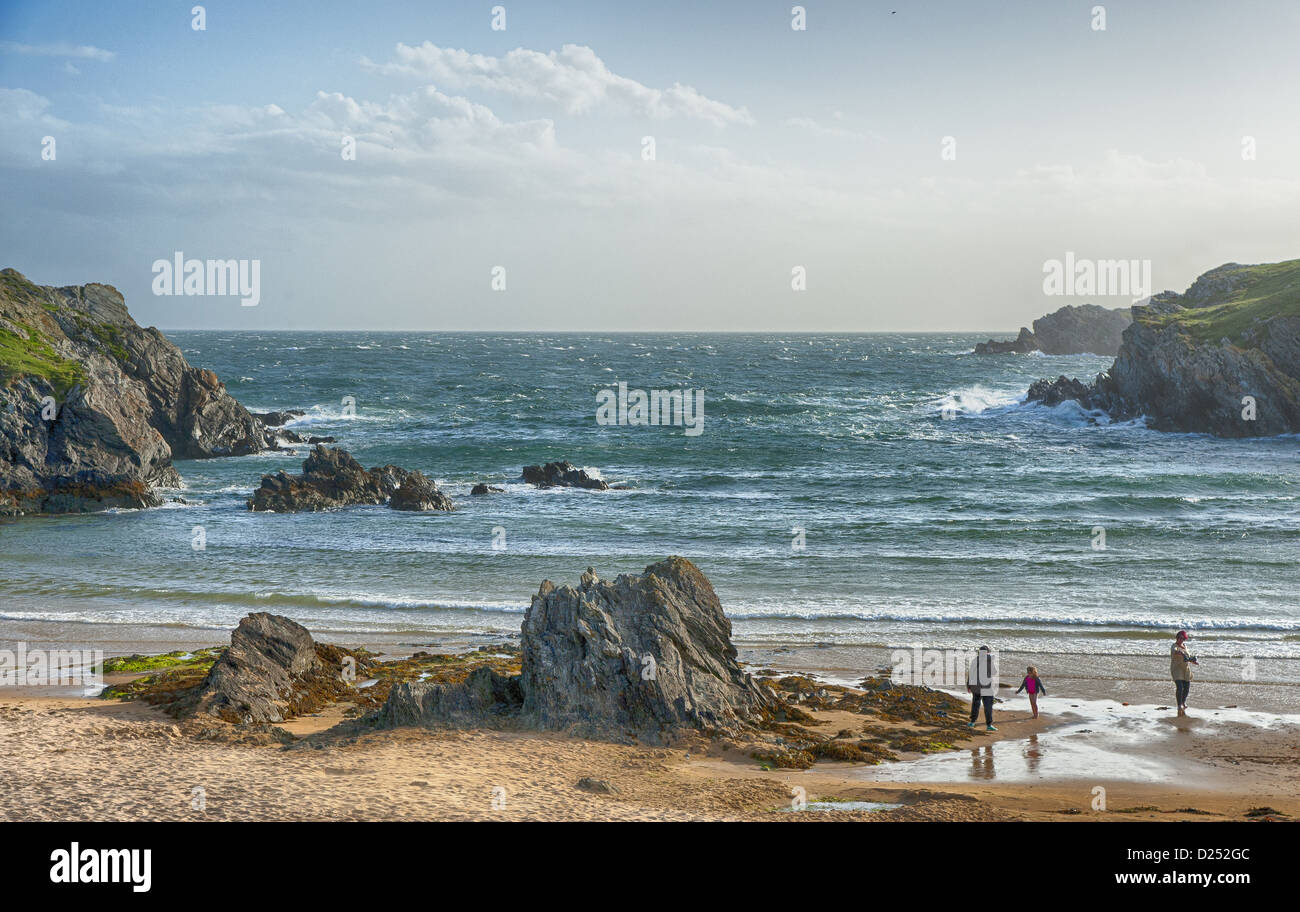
[1157, 258, 1300, 344]
[0, 322, 85, 399]
[0, 269, 88, 398]
[0, 269, 52, 310]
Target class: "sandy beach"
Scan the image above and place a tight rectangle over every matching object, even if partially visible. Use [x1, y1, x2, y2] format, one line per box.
[3, 653, 1296, 823]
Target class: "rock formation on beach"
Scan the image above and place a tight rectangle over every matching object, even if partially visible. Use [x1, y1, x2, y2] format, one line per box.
[975, 303, 1132, 356]
[0, 268, 276, 514]
[1026, 260, 1300, 436]
[248, 444, 454, 512]
[373, 557, 776, 744]
[166, 612, 369, 724]
[102, 599, 972, 767]
[521, 460, 609, 490]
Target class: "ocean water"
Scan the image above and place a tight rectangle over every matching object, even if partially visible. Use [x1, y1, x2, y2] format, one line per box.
[2, 332, 1297, 668]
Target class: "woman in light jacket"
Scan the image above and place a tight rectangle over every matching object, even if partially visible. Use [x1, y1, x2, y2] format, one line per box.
[1170, 630, 1197, 716]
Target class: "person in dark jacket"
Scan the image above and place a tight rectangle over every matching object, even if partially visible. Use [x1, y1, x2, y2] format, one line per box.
[966, 645, 998, 731]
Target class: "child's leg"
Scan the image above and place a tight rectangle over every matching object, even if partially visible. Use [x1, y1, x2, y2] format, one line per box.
[1029, 693, 1038, 717]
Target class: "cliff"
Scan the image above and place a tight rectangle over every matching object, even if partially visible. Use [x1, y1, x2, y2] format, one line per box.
[0, 268, 270, 514]
[975, 303, 1132, 355]
[1027, 260, 1300, 436]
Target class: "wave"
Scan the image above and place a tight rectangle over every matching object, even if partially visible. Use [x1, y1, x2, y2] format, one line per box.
[932, 385, 1022, 417]
[723, 607, 1300, 632]
[0, 580, 528, 616]
[283, 405, 397, 426]
[1019, 398, 1148, 428]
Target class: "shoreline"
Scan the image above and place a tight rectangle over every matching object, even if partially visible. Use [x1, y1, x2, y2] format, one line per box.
[3, 618, 1295, 714]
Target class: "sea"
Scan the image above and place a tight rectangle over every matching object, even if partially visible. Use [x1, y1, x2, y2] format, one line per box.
[2, 332, 1298, 701]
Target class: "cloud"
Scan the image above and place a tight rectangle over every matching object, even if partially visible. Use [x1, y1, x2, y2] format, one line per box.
[0, 41, 115, 62]
[0, 87, 68, 126]
[784, 116, 873, 141]
[363, 42, 753, 127]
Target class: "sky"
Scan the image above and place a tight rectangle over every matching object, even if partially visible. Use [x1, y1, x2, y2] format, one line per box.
[3, 0, 1300, 331]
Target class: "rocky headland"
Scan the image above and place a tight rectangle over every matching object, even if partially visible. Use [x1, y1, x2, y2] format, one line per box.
[0, 268, 277, 514]
[975, 302, 1132, 355]
[1026, 260, 1300, 436]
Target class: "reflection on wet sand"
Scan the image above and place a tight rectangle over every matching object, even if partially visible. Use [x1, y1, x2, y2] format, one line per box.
[1024, 734, 1042, 775]
[857, 698, 1283, 786]
[970, 745, 995, 780]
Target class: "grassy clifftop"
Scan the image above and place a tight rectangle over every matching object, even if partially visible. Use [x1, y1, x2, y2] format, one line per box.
[0, 270, 86, 398]
[1151, 258, 1300, 343]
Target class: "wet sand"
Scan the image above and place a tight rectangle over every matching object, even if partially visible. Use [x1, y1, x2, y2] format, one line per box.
[736, 641, 1300, 716]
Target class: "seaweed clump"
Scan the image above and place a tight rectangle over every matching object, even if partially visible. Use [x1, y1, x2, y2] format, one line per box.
[747, 672, 972, 769]
[101, 643, 523, 721]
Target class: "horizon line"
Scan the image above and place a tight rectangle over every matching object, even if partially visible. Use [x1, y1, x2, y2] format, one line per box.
[156, 327, 1042, 335]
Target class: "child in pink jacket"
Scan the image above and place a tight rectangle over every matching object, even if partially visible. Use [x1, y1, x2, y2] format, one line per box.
[1016, 665, 1047, 719]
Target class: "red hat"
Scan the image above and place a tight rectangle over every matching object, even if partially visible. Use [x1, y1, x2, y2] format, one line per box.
[1175, 630, 1190, 642]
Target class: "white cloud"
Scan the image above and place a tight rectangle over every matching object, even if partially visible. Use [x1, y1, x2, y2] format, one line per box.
[0, 87, 68, 126]
[0, 41, 115, 62]
[363, 42, 753, 127]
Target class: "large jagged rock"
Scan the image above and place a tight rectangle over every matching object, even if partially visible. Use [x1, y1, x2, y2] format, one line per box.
[521, 460, 608, 490]
[519, 558, 774, 740]
[167, 613, 361, 724]
[976, 303, 1131, 356]
[370, 557, 776, 744]
[1027, 261, 1300, 436]
[248, 445, 452, 512]
[0, 268, 272, 514]
[1031, 303, 1132, 355]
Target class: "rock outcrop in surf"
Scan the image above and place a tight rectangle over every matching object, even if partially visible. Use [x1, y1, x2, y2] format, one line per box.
[975, 303, 1132, 356]
[247, 445, 454, 512]
[372, 557, 776, 744]
[521, 460, 609, 490]
[0, 268, 274, 515]
[1026, 260, 1300, 436]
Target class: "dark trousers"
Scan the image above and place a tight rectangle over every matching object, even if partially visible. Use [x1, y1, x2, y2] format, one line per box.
[970, 693, 994, 725]
[1175, 679, 1190, 706]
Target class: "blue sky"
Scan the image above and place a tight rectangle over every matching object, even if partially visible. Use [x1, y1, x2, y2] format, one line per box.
[3, 0, 1300, 329]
